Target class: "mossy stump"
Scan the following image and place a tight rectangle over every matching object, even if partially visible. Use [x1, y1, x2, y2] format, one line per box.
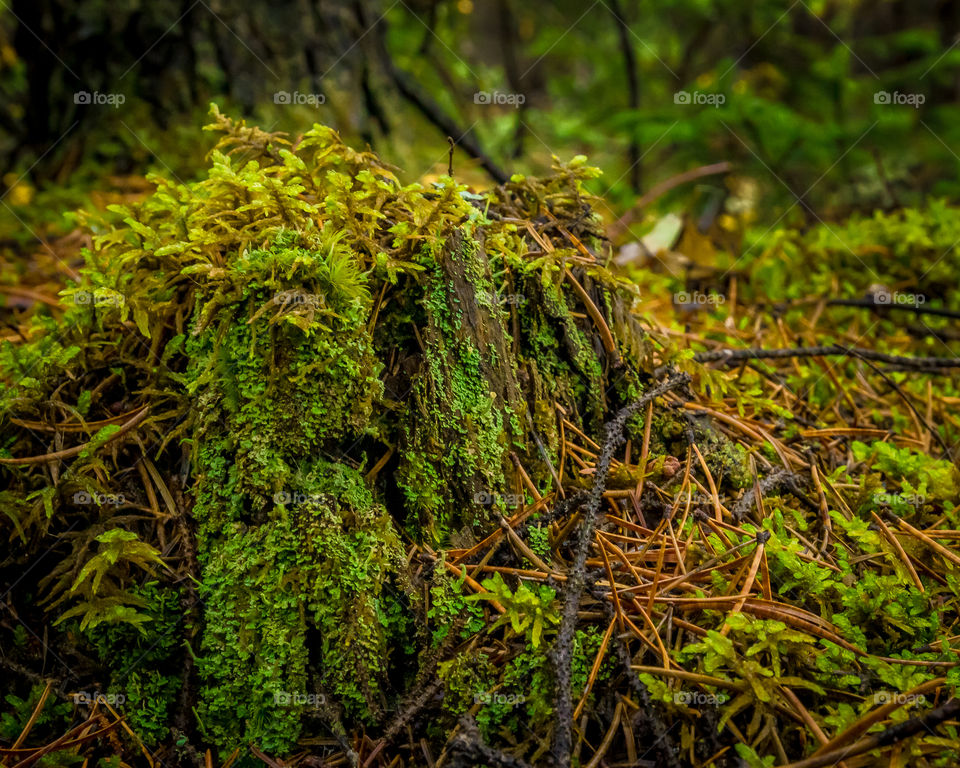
[0, 108, 708, 761]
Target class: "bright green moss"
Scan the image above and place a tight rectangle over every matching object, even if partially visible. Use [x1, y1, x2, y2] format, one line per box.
[194, 520, 309, 753]
[84, 581, 182, 747]
[397, 236, 525, 541]
[1, 110, 658, 762]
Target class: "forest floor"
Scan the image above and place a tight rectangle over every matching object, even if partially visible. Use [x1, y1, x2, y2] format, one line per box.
[2, 113, 960, 768]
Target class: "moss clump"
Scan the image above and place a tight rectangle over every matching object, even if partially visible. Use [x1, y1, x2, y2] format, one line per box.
[183, 229, 398, 747]
[398, 229, 525, 540]
[85, 581, 182, 747]
[1, 107, 654, 759]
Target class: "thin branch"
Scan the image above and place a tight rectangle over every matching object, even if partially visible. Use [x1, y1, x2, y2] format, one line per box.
[693, 345, 960, 371]
[366, 4, 509, 184]
[779, 698, 960, 768]
[552, 371, 691, 767]
[608, 0, 641, 193]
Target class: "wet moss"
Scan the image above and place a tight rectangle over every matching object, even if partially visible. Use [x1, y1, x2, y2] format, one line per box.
[0, 108, 654, 758]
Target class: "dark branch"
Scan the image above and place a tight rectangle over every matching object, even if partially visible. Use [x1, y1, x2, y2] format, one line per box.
[551, 371, 691, 767]
[694, 345, 960, 371]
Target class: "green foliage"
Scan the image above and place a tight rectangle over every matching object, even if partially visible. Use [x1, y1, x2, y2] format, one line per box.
[470, 573, 560, 649]
[296, 466, 405, 720]
[49, 530, 168, 633]
[428, 569, 486, 645]
[525, 523, 551, 561]
[852, 440, 960, 502]
[459, 627, 604, 741]
[85, 581, 183, 746]
[677, 620, 822, 735]
[0, 685, 73, 743]
[194, 519, 310, 753]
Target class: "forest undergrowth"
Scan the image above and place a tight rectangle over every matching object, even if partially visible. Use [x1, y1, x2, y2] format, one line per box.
[2, 108, 960, 768]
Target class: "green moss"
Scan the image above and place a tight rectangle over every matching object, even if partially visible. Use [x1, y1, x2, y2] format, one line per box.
[84, 581, 182, 747]
[194, 520, 308, 752]
[397, 234, 525, 541]
[428, 569, 487, 646]
[0, 110, 656, 761]
[294, 463, 404, 719]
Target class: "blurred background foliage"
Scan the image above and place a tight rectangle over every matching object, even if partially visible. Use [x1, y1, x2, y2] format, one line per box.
[1, 0, 960, 239]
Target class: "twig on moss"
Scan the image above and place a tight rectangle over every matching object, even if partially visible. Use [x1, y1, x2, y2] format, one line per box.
[447, 715, 534, 768]
[563, 268, 621, 364]
[0, 406, 150, 465]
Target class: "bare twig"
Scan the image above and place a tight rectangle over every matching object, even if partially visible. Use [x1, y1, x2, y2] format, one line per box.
[694, 345, 960, 371]
[552, 372, 690, 767]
